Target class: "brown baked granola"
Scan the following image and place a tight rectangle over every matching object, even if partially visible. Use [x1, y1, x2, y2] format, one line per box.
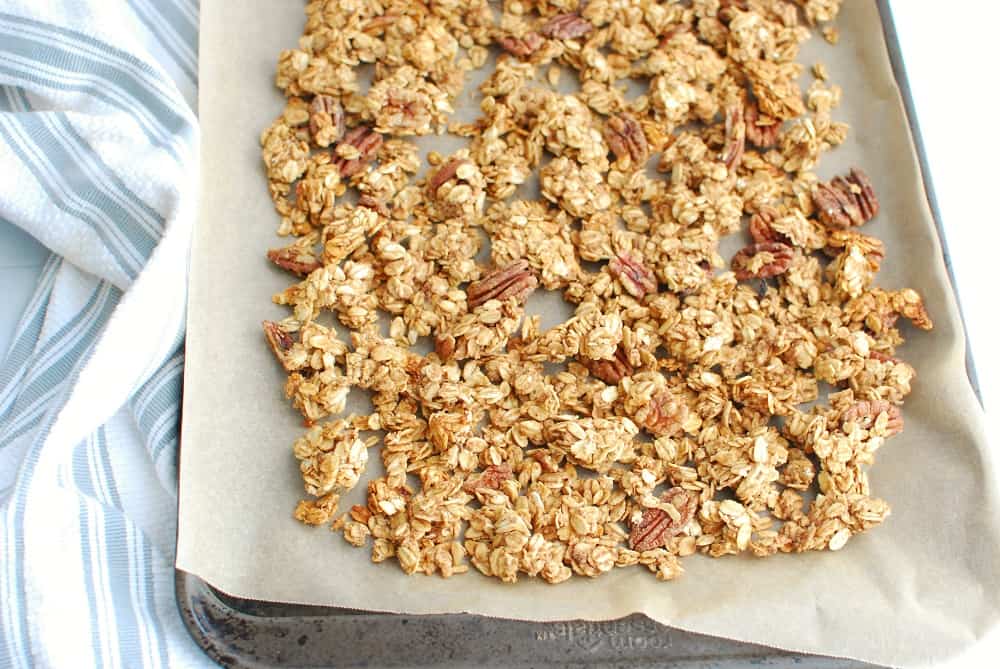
[260, 0, 930, 584]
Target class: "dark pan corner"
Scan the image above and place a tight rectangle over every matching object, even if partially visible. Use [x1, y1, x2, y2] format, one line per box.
[176, 570, 877, 669]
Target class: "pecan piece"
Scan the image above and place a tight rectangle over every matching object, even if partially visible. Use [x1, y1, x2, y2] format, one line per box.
[731, 242, 794, 280]
[462, 464, 514, 493]
[813, 168, 879, 229]
[263, 320, 298, 371]
[629, 488, 698, 552]
[744, 100, 781, 148]
[642, 388, 689, 437]
[357, 193, 390, 217]
[747, 206, 788, 245]
[309, 95, 345, 148]
[722, 103, 745, 170]
[604, 114, 649, 166]
[609, 252, 658, 299]
[332, 126, 383, 178]
[658, 23, 689, 47]
[267, 242, 321, 276]
[584, 346, 633, 384]
[540, 13, 593, 40]
[426, 158, 470, 195]
[499, 32, 544, 57]
[868, 350, 901, 364]
[466, 259, 538, 309]
[841, 400, 903, 436]
[434, 334, 456, 361]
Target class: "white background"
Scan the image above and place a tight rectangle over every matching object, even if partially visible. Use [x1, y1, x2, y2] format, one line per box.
[889, 1, 999, 667]
[0, 2, 996, 667]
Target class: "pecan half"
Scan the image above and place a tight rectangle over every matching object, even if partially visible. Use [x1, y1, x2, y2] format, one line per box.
[731, 242, 794, 280]
[609, 252, 658, 299]
[629, 488, 698, 552]
[584, 346, 633, 384]
[462, 464, 513, 493]
[744, 100, 781, 148]
[604, 114, 649, 166]
[722, 103, 745, 170]
[426, 158, 470, 195]
[263, 320, 297, 371]
[466, 259, 538, 309]
[813, 168, 878, 229]
[332, 126, 383, 178]
[642, 388, 689, 437]
[267, 243, 322, 276]
[841, 400, 903, 436]
[540, 12, 593, 40]
[748, 206, 788, 245]
[499, 32, 544, 57]
[309, 95, 345, 148]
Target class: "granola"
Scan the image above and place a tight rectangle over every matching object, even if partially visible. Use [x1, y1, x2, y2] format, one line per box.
[260, 0, 931, 584]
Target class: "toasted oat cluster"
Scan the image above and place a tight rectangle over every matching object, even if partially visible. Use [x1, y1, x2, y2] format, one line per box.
[261, 0, 932, 583]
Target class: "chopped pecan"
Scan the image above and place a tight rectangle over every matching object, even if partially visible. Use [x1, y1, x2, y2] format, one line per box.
[466, 259, 538, 308]
[434, 333, 456, 361]
[658, 23, 689, 47]
[609, 252, 658, 299]
[604, 114, 650, 166]
[267, 241, 322, 276]
[748, 206, 788, 245]
[332, 126, 383, 178]
[499, 32, 544, 57]
[629, 488, 698, 552]
[584, 346, 633, 384]
[722, 103, 746, 170]
[263, 320, 298, 371]
[426, 158, 470, 195]
[540, 13, 593, 40]
[813, 168, 878, 229]
[349, 504, 372, 523]
[744, 100, 781, 148]
[841, 400, 903, 436]
[309, 95, 345, 148]
[462, 464, 514, 493]
[868, 350, 901, 364]
[357, 193, 390, 217]
[731, 242, 794, 280]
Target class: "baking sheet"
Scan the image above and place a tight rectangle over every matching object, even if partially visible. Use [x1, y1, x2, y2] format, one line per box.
[178, 2, 1000, 667]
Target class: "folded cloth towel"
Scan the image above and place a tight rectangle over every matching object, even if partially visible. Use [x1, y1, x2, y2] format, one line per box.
[0, 1, 211, 666]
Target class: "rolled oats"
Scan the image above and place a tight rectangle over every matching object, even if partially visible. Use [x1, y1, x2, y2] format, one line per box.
[260, 0, 931, 584]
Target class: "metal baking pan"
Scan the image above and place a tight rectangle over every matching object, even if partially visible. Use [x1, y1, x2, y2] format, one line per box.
[176, 1, 968, 666]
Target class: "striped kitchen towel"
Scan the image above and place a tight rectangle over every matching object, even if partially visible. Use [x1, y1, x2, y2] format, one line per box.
[0, 0, 210, 666]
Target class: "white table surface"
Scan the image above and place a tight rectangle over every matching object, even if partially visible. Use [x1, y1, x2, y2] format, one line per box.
[0, 3, 996, 666]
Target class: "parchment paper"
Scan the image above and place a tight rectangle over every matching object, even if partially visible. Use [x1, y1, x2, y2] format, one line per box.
[178, 2, 1000, 666]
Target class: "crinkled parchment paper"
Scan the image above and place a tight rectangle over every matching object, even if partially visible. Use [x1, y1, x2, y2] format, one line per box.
[178, 2, 1000, 666]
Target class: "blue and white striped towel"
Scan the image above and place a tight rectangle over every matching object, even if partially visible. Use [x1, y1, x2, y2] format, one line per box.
[0, 0, 211, 666]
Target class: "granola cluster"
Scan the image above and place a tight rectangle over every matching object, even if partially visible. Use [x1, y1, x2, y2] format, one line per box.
[260, 0, 932, 583]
